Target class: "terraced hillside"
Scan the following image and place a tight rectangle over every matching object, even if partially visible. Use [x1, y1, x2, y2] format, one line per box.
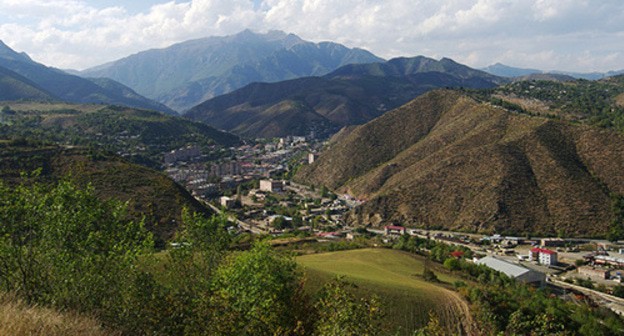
[296, 90, 624, 237]
[298, 248, 475, 335]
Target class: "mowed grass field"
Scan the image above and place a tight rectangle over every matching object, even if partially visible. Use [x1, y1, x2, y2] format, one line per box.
[297, 248, 474, 336]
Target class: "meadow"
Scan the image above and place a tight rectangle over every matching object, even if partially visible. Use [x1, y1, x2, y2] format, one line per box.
[297, 248, 474, 335]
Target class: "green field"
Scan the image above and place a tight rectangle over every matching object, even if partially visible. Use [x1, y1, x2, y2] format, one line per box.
[297, 248, 473, 335]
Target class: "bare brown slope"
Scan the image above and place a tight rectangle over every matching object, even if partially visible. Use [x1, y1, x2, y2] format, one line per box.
[296, 90, 624, 236]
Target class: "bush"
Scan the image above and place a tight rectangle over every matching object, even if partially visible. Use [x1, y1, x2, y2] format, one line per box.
[423, 266, 439, 282]
[0, 179, 152, 321]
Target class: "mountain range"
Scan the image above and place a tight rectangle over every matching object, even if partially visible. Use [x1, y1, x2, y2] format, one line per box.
[79, 30, 384, 112]
[482, 62, 624, 80]
[0, 41, 174, 115]
[295, 90, 624, 237]
[184, 56, 505, 138]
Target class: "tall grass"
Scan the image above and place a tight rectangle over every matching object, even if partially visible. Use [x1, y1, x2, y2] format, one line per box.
[0, 293, 117, 336]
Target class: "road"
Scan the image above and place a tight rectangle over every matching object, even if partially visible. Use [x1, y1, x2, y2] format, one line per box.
[549, 278, 624, 316]
[202, 199, 266, 235]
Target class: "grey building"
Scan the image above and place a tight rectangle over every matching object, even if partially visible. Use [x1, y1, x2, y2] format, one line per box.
[475, 256, 546, 286]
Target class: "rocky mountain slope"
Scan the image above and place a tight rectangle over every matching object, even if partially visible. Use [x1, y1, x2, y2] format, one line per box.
[296, 90, 624, 237]
[81, 30, 383, 112]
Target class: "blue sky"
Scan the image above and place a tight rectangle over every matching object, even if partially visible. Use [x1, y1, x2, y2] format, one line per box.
[87, 1, 165, 14]
[0, 0, 622, 72]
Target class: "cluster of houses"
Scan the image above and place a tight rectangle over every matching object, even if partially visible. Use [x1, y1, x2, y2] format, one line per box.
[163, 137, 319, 199]
[164, 145, 201, 164]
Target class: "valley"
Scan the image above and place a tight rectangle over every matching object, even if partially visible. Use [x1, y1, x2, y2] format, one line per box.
[1, 25, 624, 335]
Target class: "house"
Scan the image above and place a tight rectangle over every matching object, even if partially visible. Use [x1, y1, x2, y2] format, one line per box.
[540, 238, 566, 247]
[578, 266, 611, 280]
[220, 196, 236, 208]
[164, 145, 201, 164]
[346, 232, 363, 240]
[308, 153, 319, 164]
[529, 248, 558, 266]
[450, 251, 465, 259]
[317, 231, 341, 239]
[475, 256, 546, 286]
[384, 225, 406, 236]
[266, 215, 293, 226]
[259, 179, 283, 192]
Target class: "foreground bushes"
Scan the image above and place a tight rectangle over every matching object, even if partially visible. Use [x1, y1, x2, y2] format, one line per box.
[0, 179, 382, 335]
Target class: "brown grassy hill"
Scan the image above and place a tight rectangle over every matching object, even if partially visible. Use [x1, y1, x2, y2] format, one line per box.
[296, 90, 624, 236]
[0, 142, 212, 244]
[0, 293, 116, 336]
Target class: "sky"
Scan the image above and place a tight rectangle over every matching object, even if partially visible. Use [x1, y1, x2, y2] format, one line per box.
[0, 0, 622, 72]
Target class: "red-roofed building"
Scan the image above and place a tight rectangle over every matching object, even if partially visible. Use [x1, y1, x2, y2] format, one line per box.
[384, 225, 406, 236]
[316, 231, 341, 239]
[450, 251, 465, 259]
[529, 248, 558, 266]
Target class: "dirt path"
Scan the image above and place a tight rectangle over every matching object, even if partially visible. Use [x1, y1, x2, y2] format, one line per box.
[437, 288, 479, 336]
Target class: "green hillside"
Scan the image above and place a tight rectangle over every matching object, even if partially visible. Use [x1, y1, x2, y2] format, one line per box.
[477, 75, 624, 133]
[297, 248, 474, 335]
[0, 142, 212, 244]
[0, 102, 239, 167]
[296, 90, 624, 237]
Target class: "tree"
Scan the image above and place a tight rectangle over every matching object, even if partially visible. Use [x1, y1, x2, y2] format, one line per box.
[320, 185, 328, 198]
[209, 242, 310, 335]
[272, 215, 291, 230]
[314, 277, 383, 336]
[607, 194, 624, 242]
[415, 312, 445, 336]
[422, 263, 439, 282]
[0, 178, 152, 312]
[613, 286, 624, 298]
[443, 257, 461, 271]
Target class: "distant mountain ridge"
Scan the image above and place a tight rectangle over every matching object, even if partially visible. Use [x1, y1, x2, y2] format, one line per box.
[0, 65, 55, 101]
[295, 90, 624, 237]
[185, 56, 504, 138]
[0, 40, 175, 114]
[80, 30, 384, 112]
[482, 62, 624, 80]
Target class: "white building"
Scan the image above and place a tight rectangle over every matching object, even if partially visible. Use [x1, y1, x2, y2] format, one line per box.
[308, 153, 319, 164]
[529, 248, 558, 266]
[259, 179, 283, 192]
[220, 196, 236, 208]
[164, 145, 201, 164]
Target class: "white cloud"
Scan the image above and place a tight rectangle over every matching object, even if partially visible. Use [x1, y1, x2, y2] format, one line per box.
[0, 0, 622, 72]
